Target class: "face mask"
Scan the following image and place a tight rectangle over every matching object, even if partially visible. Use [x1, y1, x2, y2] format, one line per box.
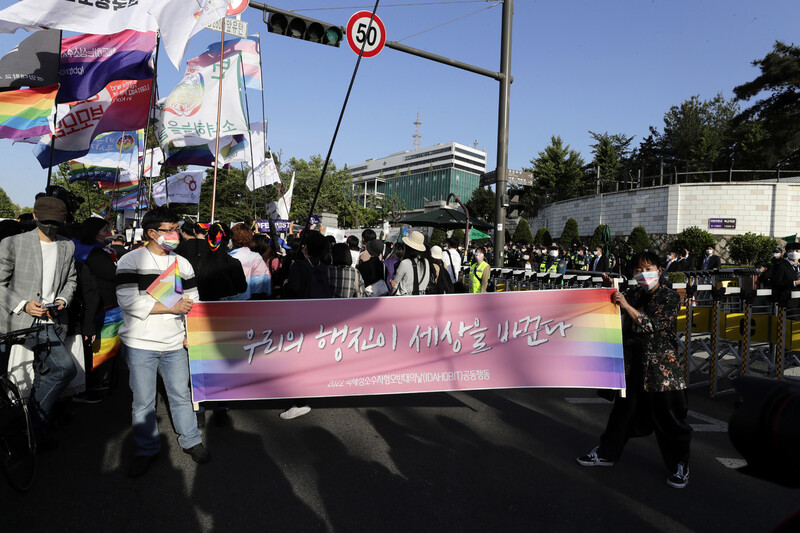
[706, 249, 713, 256]
[594, 251, 600, 256]
[788, 251, 800, 261]
[156, 231, 180, 252]
[549, 251, 558, 258]
[475, 253, 484, 262]
[774, 253, 782, 259]
[523, 255, 530, 260]
[36, 221, 60, 240]
[634, 270, 659, 290]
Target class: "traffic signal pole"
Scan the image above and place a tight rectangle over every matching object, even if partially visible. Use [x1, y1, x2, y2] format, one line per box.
[249, 1, 514, 265]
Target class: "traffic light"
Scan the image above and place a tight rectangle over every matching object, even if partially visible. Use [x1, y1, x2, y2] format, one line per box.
[263, 6, 344, 47]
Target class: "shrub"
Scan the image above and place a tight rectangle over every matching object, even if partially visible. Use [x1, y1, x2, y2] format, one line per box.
[588, 224, 609, 250]
[559, 218, 581, 248]
[728, 232, 778, 265]
[504, 228, 512, 244]
[534, 227, 552, 246]
[673, 226, 716, 262]
[430, 227, 447, 247]
[512, 218, 534, 244]
[628, 226, 650, 252]
[451, 228, 465, 244]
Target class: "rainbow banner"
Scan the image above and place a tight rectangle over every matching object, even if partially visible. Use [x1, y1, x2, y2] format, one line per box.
[146, 259, 183, 308]
[187, 289, 625, 402]
[0, 84, 58, 140]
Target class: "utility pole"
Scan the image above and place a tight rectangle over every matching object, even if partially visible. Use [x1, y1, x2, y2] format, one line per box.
[492, 0, 513, 267]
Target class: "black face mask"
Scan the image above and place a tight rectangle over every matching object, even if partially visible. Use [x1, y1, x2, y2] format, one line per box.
[36, 221, 60, 240]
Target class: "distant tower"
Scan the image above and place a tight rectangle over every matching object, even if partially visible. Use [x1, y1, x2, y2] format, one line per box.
[473, 139, 479, 149]
[412, 111, 422, 151]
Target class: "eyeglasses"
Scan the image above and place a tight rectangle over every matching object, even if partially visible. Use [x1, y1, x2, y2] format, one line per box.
[152, 228, 176, 234]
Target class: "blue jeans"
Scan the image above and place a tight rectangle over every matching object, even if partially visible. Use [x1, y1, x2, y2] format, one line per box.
[124, 345, 202, 456]
[26, 323, 77, 431]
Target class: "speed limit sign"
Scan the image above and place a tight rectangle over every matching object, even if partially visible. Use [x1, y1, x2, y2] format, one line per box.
[226, 0, 249, 16]
[346, 11, 386, 58]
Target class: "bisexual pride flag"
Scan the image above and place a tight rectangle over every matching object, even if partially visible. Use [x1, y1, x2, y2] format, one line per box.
[147, 259, 184, 309]
[59, 30, 156, 103]
[0, 84, 57, 140]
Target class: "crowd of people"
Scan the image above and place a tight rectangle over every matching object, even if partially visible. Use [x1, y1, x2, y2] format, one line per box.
[3, 187, 799, 486]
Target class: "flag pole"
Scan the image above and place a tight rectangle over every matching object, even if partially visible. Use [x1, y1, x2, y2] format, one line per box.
[210, 18, 227, 222]
[138, 33, 160, 222]
[239, 50, 258, 222]
[46, 30, 63, 189]
[256, 33, 267, 167]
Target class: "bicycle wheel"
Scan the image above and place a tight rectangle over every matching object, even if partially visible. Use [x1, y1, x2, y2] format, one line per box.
[0, 376, 36, 491]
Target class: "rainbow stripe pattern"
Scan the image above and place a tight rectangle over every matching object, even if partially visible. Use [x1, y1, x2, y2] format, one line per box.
[0, 84, 57, 140]
[147, 259, 183, 308]
[187, 288, 625, 402]
[91, 306, 123, 370]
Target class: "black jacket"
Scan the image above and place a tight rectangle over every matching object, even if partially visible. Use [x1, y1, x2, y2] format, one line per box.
[589, 255, 609, 273]
[701, 254, 721, 271]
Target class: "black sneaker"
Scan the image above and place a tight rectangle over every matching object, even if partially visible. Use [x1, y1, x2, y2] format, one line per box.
[576, 446, 614, 467]
[183, 443, 210, 464]
[128, 453, 158, 478]
[666, 463, 689, 489]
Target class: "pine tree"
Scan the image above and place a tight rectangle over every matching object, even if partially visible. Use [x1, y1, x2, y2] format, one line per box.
[512, 218, 534, 244]
[628, 226, 650, 252]
[559, 218, 581, 247]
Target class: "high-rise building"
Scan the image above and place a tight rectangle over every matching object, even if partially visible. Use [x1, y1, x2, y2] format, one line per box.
[349, 142, 487, 211]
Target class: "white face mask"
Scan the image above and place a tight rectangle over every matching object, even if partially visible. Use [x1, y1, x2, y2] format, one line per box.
[788, 251, 800, 261]
[549, 251, 558, 258]
[475, 253, 484, 262]
[634, 271, 659, 290]
[706, 249, 714, 256]
[594, 251, 601, 256]
[774, 253, 782, 259]
[523, 255, 530, 260]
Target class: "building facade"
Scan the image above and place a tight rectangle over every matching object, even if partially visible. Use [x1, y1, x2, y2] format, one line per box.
[349, 142, 486, 211]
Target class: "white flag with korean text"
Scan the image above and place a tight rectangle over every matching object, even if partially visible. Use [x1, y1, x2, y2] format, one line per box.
[246, 154, 281, 191]
[0, 0, 157, 35]
[153, 170, 204, 206]
[157, 54, 248, 147]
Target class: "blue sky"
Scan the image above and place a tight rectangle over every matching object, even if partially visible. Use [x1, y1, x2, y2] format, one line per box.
[0, 0, 798, 207]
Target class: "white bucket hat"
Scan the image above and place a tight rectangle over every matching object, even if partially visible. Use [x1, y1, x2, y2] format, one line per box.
[430, 245, 443, 260]
[403, 230, 426, 252]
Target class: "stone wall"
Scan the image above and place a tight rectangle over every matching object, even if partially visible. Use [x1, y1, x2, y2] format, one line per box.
[524, 182, 800, 239]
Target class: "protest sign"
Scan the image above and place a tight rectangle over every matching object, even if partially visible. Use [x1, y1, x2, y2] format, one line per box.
[187, 289, 625, 402]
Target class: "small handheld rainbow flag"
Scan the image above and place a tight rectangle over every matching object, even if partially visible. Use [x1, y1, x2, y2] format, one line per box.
[146, 259, 183, 308]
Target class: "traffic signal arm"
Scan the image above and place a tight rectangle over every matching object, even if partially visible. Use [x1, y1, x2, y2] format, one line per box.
[249, 2, 344, 47]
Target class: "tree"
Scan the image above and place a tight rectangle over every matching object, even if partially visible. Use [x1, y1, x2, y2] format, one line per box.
[51, 164, 113, 222]
[674, 226, 716, 262]
[521, 136, 586, 215]
[430, 228, 447, 247]
[197, 166, 279, 223]
[559, 218, 581, 247]
[588, 224, 609, 250]
[534, 227, 552, 246]
[465, 186, 495, 223]
[660, 93, 739, 172]
[381, 192, 407, 224]
[628, 226, 650, 252]
[588, 131, 634, 193]
[285, 155, 352, 222]
[0, 187, 18, 218]
[733, 41, 800, 168]
[728, 232, 778, 265]
[512, 218, 534, 244]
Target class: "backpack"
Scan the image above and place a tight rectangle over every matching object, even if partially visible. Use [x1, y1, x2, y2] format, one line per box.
[304, 259, 332, 299]
[427, 264, 454, 294]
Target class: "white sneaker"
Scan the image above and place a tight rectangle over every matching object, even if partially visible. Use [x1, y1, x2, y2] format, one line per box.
[666, 463, 689, 489]
[576, 446, 615, 467]
[280, 405, 311, 420]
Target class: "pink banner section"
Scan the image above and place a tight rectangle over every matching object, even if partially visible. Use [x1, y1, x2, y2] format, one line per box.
[187, 289, 625, 402]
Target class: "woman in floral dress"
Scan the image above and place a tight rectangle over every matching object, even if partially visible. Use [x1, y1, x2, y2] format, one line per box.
[577, 250, 693, 489]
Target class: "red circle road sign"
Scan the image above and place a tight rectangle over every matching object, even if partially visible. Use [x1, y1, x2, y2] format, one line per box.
[226, 0, 249, 16]
[346, 11, 386, 58]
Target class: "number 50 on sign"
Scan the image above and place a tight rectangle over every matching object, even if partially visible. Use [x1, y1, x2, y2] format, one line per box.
[346, 11, 386, 58]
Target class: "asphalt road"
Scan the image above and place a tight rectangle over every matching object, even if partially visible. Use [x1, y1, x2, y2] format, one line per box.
[2, 378, 797, 533]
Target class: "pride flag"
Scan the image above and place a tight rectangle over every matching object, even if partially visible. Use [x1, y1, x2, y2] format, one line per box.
[59, 30, 156, 104]
[91, 306, 123, 370]
[187, 37, 262, 90]
[147, 259, 184, 308]
[100, 179, 139, 193]
[112, 190, 147, 210]
[0, 84, 58, 140]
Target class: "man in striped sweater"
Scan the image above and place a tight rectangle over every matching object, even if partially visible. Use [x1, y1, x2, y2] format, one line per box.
[116, 207, 209, 478]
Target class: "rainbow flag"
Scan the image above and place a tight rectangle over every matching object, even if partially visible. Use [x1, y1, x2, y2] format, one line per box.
[112, 190, 147, 210]
[90, 306, 123, 370]
[147, 259, 183, 308]
[100, 179, 139, 193]
[0, 84, 57, 140]
[69, 161, 119, 183]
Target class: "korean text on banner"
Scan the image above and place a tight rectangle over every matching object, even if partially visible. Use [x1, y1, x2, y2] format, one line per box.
[34, 78, 152, 167]
[187, 289, 626, 402]
[158, 54, 248, 146]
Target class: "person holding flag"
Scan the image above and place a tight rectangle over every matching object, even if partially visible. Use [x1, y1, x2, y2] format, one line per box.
[116, 206, 208, 478]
